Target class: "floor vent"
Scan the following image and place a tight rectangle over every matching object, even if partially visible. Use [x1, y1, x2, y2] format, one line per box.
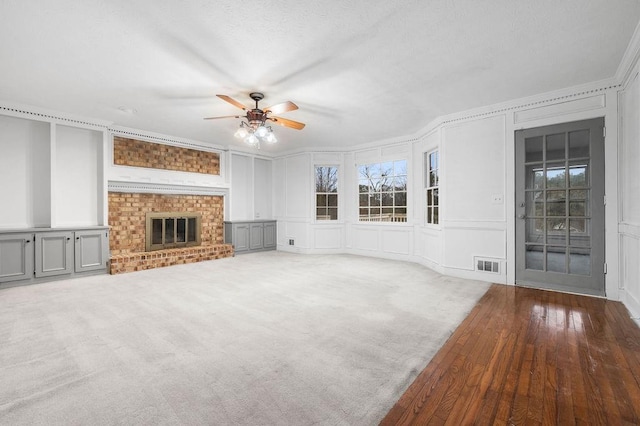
[476, 258, 500, 273]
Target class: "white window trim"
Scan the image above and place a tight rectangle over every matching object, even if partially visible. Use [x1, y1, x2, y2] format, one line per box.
[314, 164, 340, 223]
[425, 149, 440, 227]
[356, 159, 408, 224]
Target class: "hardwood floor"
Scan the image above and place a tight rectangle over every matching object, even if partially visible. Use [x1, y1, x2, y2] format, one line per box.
[380, 284, 640, 425]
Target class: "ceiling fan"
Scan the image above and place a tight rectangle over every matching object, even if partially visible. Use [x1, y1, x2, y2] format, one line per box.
[204, 92, 305, 147]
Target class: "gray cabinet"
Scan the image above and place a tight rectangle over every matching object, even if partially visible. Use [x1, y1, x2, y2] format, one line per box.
[0, 233, 34, 283]
[228, 223, 250, 252]
[35, 231, 74, 278]
[264, 222, 276, 248]
[225, 220, 277, 254]
[74, 229, 109, 273]
[0, 227, 109, 287]
[249, 224, 264, 250]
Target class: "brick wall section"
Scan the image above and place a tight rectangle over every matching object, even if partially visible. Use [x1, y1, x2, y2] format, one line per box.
[109, 245, 233, 274]
[108, 192, 233, 274]
[113, 136, 220, 175]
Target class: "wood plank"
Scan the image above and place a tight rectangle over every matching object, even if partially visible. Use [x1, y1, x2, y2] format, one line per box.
[381, 284, 640, 425]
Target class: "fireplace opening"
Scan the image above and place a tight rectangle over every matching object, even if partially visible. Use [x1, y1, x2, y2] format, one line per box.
[146, 212, 202, 251]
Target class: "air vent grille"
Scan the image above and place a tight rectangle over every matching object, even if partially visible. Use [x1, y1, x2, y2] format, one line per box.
[476, 258, 500, 273]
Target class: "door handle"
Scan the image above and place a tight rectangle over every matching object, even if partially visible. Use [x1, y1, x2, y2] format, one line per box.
[518, 214, 526, 219]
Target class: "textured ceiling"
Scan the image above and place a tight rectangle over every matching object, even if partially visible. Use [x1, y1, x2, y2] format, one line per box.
[1, 1, 639, 153]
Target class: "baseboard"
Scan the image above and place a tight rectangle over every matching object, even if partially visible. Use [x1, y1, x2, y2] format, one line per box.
[621, 289, 640, 326]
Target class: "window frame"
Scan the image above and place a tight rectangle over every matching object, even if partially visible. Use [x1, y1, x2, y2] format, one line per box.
[314, 165, 339, 222]
[357, 159, 408, 224]
[425, 150, 440, 226]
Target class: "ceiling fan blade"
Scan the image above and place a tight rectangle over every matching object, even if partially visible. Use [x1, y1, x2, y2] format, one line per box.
[216, 95, 248, 110]
[263, 101, 298, 115]
[270, 116, 306, 130]
[203, 115, 241, 120]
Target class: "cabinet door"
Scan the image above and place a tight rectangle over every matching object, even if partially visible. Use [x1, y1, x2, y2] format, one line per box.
[35, 232, 74, 278]
[233, 224, 250, 252]
[249, 224, 264, 250]
[75, 230, 108, 273]
[263, 223, 276, 249]
[0, 233, 34, 283]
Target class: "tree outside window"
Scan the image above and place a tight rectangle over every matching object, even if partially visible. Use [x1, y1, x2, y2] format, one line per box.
[426, 151, 439, 224]
[315, 166, 338, 220]
[358, 160, 407, 222]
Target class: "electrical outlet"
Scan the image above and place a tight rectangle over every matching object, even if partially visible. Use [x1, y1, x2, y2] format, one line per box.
[492, 194, 504, 204]
[288, 239, 294, 246]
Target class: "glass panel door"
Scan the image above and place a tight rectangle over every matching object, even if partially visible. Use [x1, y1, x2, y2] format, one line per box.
[515, 118, 605, 296]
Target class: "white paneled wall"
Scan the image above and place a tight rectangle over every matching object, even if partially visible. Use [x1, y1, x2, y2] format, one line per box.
[620, 65, 640, 319]
[55, 125, 102, 226]
[230, 153, 251, 220]
[442, 116, 506, 222]
[228, 152, 273, 221]
[274, 154, 312, 251]
[284, 154, 310, 219]
[0, 115, 50, 228]
[253, 158, 272, 220]
[439, 116, 507, 279]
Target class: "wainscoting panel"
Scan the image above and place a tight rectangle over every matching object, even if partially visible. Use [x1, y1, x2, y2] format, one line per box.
[415, 228, 442, 265]
[351, 227, 380, 252]
[313, 226, 342, 250]
[381, 229, 411, 255]
[443, 226, 506, 271]
[620, 232, 640, 319]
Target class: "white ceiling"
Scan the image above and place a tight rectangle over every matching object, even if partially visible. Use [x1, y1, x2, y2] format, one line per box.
[1, 1, 639, 153]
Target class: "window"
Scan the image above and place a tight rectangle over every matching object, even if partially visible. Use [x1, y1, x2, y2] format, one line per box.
[358, 160, 407, 222]
[426, 150, 439, 224]
[315, 166, 338, 220]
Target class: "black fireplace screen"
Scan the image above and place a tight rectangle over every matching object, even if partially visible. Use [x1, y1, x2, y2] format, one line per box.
[146, 212, 201, 251]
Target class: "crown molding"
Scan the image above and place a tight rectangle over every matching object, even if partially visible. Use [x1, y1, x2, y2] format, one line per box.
[616, 19, 640, 86]
[108, 180, 229, 196]
[0, 99, 112, 129]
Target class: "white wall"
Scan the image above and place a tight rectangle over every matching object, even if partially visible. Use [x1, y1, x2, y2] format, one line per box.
[254, 158, 272, 220]
[0, 115, 50, 228]
[230, 153, 252, 220]
[227, 152, 273, 221]
[54, 125, 102, 227]
[440, 116, 507, 277]
[274, 153, 311, 250]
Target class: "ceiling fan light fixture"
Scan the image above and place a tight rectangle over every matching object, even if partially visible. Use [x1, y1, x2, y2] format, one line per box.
[245, 133, 259, 145]
[265, 129, 277, 144]
[206, 92, 304, 149]
[234, 124, 249, 139]
[255, 125, 269, 138]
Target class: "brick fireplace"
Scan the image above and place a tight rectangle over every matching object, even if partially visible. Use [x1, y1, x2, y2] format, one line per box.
[108, 192, 233, 274]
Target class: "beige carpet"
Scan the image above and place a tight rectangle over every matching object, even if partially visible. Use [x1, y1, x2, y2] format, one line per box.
[0, 252, 490, 425]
